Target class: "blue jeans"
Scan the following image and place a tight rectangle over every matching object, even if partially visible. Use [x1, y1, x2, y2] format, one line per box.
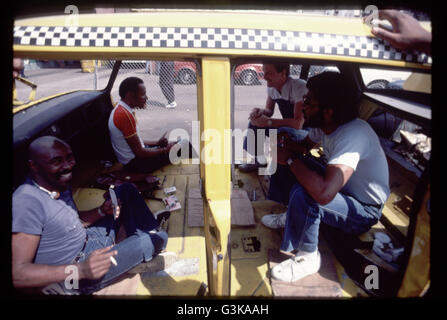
[71, 183, 168, 294]
[267, 132, 381, 253]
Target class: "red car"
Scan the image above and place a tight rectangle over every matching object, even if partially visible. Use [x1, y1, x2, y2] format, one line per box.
[172, 62, 264, 85]
[233, 64, 264, 85]
[173, 61, 197, 85]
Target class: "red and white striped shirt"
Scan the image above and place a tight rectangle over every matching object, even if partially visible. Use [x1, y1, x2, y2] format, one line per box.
[108, 101, 144, 164]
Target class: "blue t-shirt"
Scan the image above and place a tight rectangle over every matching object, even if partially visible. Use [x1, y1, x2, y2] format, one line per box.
[12, 178, 86, 265]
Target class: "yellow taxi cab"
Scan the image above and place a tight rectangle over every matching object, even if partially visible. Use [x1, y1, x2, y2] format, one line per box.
[13, 8, 431, 298]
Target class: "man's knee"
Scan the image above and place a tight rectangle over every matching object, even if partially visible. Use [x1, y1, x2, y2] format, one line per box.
[288, 183, 318, 216]
[116, 182, 139, 197]
[132, 233, 156, 262]
[149, 231, 168, 255]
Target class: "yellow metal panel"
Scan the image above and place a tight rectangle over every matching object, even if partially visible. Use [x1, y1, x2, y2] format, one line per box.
[197, 57, 231, 296]
[14, 11, 431, 69]
[398, 186, 430, 297]
[14, 12, 430, 36]
[199, 57, 231, 201]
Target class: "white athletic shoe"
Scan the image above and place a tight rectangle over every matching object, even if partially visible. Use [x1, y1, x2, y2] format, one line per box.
[271, 250, 321, 282]
[165, 101, 177, 109]
[261, 212, 287, 229]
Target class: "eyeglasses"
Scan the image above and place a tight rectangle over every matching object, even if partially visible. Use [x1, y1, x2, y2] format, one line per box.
[303, 94, 318, 108]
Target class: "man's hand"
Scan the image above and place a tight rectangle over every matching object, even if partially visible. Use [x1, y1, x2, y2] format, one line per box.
[365, 10, 431, 54]
[277, 131, 309, 155]
[78, 246, 118, 280]
[275, 133, 294, 165]
[100, 197, 121, 219]
[157, 136, 169, 147]
[250, 115, 270, 127]
[249, 108, 264, 120]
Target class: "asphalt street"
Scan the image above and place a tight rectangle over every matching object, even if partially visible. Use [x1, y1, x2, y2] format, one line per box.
[15, 66, 282, 143]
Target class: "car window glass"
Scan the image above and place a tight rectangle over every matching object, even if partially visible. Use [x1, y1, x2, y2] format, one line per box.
[110, 60, 199, 143]
[360, 68, 431, 93]
[308, 65, 340, 78]
[232, 63, 303, 164]
[14, 59, 114, 104]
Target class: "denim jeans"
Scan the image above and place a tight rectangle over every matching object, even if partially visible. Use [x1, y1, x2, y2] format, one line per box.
[267, 132, 381, 254]
[70, 183, 168, 294]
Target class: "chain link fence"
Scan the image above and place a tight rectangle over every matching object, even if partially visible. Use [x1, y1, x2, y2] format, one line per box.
[14, 59, 333, 142]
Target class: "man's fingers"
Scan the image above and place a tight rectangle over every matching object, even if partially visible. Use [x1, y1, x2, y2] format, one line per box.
[377, 9, 403, 25]
[93, 246, 115, 255]
[371, 27, 400, 47]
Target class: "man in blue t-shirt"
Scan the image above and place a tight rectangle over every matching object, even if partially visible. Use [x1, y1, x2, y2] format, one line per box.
[12, 136, 171, 294]
[262, 72, 390, 283]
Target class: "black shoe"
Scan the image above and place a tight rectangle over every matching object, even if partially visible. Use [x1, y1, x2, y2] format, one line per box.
[238, 162, 267, 173]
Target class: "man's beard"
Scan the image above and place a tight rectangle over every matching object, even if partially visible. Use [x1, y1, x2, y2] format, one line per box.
[305, 109, 325, 128]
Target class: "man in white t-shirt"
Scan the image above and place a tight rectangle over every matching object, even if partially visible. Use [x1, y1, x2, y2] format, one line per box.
[239, 63, 307, 172]
[262, 71, 390, 283]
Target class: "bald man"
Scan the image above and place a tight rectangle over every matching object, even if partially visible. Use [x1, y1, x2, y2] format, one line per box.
[13, 58, 25, 79]
[12, 136, 172, 294]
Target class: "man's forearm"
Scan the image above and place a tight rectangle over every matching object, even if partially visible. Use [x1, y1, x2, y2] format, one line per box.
[262, 108, 274, 117]
[132, 145, 168, 159]
[269, 118, 302, 129]
[138, 146, 167, 158]
[13, 263, 78, 288]
[288, 158, 329, 205]
[143, 139, 159, 147]
[78, 207, 104, 227]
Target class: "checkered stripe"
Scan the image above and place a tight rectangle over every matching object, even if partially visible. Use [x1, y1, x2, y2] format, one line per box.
[13, 25, 431, 64]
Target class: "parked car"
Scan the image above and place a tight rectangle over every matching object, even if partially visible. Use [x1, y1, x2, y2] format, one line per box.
[174, 61, 197, 85]
[361, 68, 411, 89]
[172, 62, 263, 85]
[233, 64, 264, 85]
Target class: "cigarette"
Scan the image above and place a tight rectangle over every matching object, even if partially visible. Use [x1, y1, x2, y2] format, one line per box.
[110, 256, 118, 266]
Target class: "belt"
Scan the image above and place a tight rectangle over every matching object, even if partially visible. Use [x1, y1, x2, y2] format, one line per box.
[72, 235, 89, 263]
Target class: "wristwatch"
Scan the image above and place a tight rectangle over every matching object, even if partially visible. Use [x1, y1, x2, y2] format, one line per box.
[267, 119, 273, 127]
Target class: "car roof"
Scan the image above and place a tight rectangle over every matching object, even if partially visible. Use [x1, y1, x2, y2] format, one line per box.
[14, 10, 431, 70]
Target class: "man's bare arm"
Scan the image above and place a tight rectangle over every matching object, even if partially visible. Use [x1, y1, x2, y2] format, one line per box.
[262, 96, 275, 117]
[12, 233, 117, 289]
[126, 135, 168, 158]
[279, 133, 317, 155]
[289, 161, 354, 205]
[12, 233, 75, 288]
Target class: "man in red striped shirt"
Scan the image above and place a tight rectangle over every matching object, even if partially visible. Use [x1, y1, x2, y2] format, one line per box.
[108, 77, 177, 173]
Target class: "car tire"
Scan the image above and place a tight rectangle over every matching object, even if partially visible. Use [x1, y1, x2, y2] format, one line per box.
[177, 68, 196, 85]
[366, 79, 389, 89]
[239, 70, 258, 86]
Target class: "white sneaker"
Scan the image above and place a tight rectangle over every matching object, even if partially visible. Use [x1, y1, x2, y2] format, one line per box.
[165, 101, 177, 109]
[271, 250, 321, 282]
[261, 212, 287, 229]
